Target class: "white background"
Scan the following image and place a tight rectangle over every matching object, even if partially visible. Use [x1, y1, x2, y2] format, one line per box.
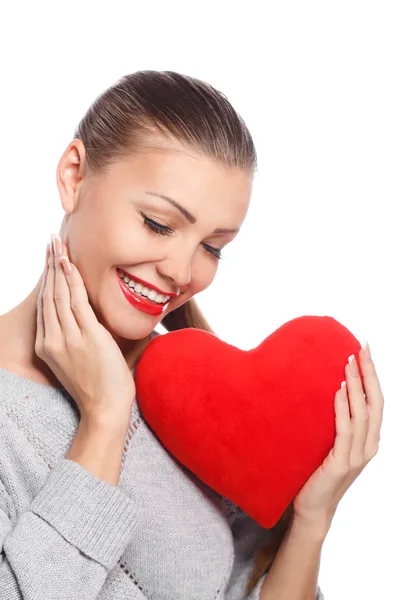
[0, 1, 398, 597]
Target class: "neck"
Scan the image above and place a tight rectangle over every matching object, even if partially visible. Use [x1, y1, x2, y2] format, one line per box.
[0, 275, 147, 387]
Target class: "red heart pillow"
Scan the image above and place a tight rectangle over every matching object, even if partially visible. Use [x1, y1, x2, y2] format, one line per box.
[135, 315, 361, 528]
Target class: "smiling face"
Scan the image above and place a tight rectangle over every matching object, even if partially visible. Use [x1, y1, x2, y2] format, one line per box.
[57, 134, 253, 343]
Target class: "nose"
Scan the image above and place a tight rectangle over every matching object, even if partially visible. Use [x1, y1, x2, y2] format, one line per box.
[156, 255, 192, 293]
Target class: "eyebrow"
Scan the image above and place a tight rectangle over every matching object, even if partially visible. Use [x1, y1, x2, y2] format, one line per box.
[144, 192, 239, 234]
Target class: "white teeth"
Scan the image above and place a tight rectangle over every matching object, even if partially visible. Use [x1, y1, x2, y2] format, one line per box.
[118, 270, 170, 304]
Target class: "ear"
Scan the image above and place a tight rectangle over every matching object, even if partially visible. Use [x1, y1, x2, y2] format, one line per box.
[56, 139, 87, 214]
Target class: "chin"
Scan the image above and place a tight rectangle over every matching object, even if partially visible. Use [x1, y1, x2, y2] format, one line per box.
[97, 308, 162, 342]
[117, 319, 161, 342]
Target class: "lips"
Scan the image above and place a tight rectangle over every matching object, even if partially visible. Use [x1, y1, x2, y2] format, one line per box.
[117, 268, 178, 298]
[117, 271, 171, 316]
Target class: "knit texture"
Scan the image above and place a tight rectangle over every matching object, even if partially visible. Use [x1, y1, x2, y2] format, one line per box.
[0, 330, 325, 599]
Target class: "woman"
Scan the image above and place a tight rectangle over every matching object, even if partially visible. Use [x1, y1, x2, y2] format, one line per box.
[0, 70, 383, 599]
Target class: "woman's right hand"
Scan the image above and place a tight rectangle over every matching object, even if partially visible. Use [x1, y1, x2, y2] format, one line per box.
[35, 235, 136, 430]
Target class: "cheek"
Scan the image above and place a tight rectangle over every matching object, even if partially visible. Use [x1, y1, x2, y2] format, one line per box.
[88, 217, 152, 267]
[190, 254, 219, 294]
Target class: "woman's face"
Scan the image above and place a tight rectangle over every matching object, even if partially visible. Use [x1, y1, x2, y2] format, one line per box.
[57, 135, 252, 342]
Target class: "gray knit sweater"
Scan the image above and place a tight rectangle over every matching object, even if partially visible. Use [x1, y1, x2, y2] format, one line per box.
[0, 331, 325, 599]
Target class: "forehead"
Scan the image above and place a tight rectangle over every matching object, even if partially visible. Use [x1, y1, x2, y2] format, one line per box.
[110, 135, 253, 224]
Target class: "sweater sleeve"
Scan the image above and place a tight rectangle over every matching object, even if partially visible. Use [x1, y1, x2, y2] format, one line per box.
[0, 458, 142, 600]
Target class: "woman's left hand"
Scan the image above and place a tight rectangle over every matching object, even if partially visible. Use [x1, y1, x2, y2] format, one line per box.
[292, 343, 384, 534]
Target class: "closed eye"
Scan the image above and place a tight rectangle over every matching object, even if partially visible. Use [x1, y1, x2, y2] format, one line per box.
[141, 213, 173, 236]
[140, 212, 224, 260]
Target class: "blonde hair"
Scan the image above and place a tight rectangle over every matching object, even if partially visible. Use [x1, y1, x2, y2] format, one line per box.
[74, 69, 289, 594]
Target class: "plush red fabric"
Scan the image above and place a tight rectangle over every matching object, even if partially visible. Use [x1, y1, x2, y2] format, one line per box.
[135, 315, 361, 528]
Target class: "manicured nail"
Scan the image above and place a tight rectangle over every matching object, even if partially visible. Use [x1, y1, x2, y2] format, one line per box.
[51, 234, 62, 257]
[348, 354, 358, 377]
[61, 256, 72, 275]
[361, 340, 372, 361]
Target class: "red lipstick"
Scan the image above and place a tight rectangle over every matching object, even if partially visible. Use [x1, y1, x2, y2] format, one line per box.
[116, 271, 172, 316]
[118, 269, 178, 297]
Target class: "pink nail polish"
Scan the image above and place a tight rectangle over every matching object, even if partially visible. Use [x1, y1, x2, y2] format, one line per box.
[51, 234, 62, 257]
[61, 257, 72, 275]
[348, 354, 358, 377]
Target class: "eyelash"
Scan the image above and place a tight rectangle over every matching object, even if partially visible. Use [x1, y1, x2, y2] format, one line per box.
[140, 212, 223, 260]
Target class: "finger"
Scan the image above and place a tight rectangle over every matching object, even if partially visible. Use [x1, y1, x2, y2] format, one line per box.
[358, 344, 384, 457]
[53, 241, 81, 339]
[345, 356, 369, 465]
[62, 241, 70, 260]
[59, 252, 99, 334]
[331, 382, 353, 468]
[42, 241, 62, 340]
[36, 244, 51, 347]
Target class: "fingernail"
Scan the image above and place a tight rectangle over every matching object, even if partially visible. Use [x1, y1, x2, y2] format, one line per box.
[361, 340, 372, 361]
[61, 256, 72, 275]
[51, 234, 62, 257]
[348, 354, 358, 377]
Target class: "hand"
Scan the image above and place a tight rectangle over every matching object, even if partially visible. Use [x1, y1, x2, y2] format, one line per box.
[35, 235, 136, 428]
[292, 344, 384, 533]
